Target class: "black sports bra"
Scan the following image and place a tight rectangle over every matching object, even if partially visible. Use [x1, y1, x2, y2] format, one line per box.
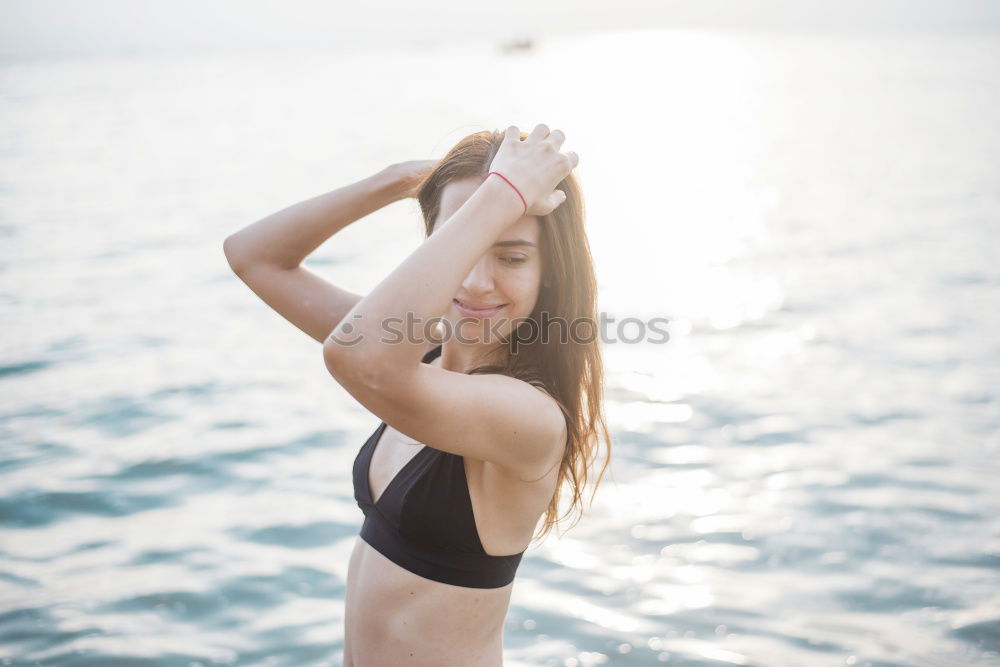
[352, 344, 526, 589]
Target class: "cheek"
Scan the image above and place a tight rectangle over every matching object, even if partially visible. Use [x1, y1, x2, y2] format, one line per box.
[510, 273, 542, 312]
[508, 268, 541, 297]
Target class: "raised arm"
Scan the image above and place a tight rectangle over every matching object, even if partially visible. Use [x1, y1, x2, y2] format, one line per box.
[321, 125, 578, 480]
[222, 163, 430, 344]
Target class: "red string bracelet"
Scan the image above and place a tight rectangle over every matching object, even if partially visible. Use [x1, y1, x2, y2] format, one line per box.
[484, 171, 527, 216]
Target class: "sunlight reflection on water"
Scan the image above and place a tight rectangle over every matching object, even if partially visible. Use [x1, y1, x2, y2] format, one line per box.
[1, 27, 998, 667]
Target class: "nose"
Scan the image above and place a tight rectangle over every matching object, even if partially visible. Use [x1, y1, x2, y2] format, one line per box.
[461, 255, 496, 296]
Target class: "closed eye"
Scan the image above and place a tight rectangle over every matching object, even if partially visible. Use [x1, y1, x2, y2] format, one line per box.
[500, 256, 528, 265]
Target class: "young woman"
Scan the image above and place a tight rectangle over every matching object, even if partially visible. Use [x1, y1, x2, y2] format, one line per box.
[224, 124, 611, 665]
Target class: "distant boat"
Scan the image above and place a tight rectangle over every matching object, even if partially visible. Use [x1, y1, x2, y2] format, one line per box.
[500, 38, 534, 54]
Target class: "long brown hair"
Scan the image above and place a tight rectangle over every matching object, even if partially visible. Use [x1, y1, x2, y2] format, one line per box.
[415, 129, 612, 544]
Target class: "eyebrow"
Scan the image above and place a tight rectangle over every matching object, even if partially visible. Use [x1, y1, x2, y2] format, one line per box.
[493, 239, 536, 248]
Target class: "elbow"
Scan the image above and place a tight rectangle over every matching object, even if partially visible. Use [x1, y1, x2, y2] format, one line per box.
[223, 235, 247, 275]
[322, 327, 364, 368]
[323, 338, 386, 390]
[323, 336, 399, 401]
[322, 321, 388, 375]
[322, 337, 352, 377]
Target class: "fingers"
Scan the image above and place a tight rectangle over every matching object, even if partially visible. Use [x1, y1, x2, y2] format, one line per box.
[540, 189, 567, 215]
[526, 123, 550, 142]
[546, 129, 566, 151]
[504, 124, 579, 174]
[537, 127, 573, 169]
[507, 124, 568, 150]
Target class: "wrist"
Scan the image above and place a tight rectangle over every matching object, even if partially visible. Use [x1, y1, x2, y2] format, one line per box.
[376, 163, 412, 202]
[481, 172, 528, 220]
[484, 171, 528, 217]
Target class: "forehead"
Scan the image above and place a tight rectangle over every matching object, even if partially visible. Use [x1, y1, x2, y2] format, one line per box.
[437, 177, 540, 244]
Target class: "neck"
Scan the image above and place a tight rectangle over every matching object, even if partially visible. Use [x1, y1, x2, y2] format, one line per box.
[439, 340, 507, 374]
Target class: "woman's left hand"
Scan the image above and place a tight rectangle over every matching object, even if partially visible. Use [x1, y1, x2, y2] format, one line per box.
[389, 159, 439, 199]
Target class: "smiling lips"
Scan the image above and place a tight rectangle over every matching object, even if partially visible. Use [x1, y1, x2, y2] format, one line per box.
[453, 298, 507, 319]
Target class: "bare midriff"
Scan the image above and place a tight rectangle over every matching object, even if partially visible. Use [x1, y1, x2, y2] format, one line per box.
[343, 398, 563, 666]
[343, 537, 514, 667]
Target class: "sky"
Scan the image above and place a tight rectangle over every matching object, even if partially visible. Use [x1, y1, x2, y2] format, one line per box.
[1, 0, 999, 61]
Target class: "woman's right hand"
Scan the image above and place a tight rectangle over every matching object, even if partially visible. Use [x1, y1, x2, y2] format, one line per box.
[389, 159, 439, 199]
[487, 124, 579, 217]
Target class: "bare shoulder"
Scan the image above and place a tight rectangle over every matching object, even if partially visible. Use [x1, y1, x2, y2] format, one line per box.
[332, 342, 567, 483]
[518, 383, 568, 483]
